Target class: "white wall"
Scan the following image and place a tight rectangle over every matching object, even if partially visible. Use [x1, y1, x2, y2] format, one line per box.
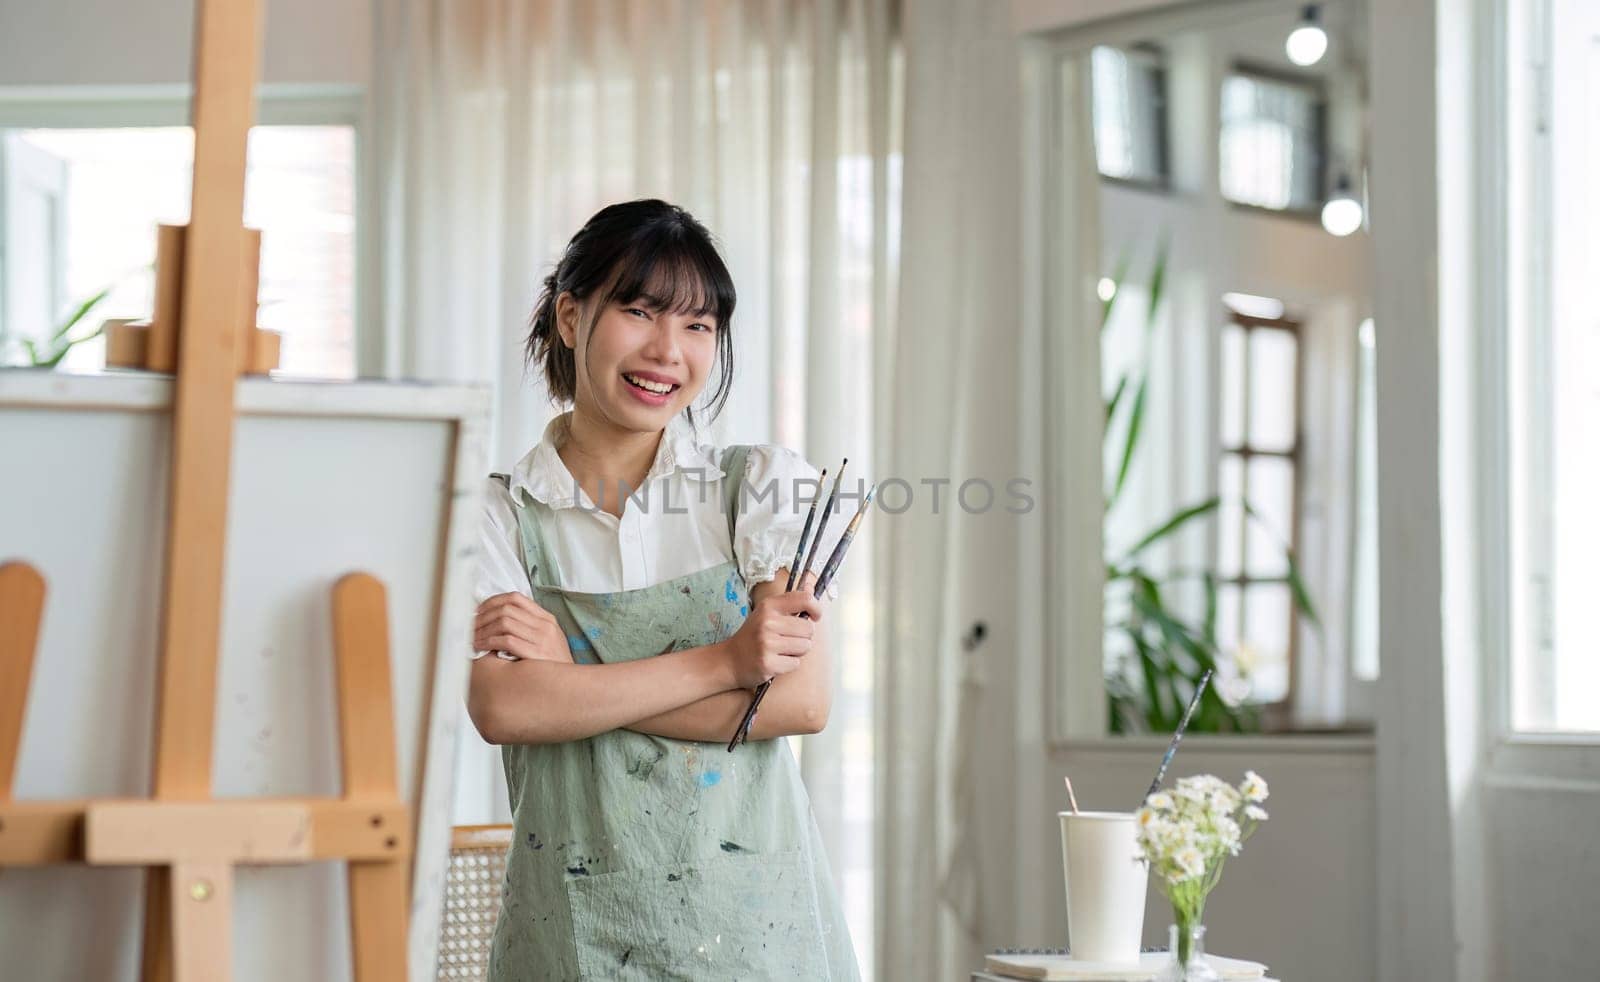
[0, 0, 370, 88]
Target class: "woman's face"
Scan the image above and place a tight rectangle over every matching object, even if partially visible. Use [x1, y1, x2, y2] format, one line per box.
[559, 292, 719, 432]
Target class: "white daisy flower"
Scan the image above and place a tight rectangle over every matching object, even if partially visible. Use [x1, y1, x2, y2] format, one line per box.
[1241, 770, 1269, 803]
[1176, 845, 1207, 879]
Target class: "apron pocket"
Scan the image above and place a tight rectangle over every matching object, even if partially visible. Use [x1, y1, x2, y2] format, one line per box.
[565, 847, 830, 981]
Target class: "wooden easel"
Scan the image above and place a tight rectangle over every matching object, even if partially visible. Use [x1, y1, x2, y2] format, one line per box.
[0, 1, 411, 978]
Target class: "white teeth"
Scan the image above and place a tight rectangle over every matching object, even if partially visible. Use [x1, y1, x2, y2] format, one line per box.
[624, 373, 674, 394]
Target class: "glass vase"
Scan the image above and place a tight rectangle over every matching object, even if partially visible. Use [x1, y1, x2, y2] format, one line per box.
[1155, 922, 1221, 982]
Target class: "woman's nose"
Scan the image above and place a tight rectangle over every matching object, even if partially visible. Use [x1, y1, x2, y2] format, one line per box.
[639, 319, 682, 362]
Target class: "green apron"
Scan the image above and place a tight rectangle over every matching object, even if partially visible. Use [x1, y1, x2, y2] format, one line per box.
[485, 445, 860, 981]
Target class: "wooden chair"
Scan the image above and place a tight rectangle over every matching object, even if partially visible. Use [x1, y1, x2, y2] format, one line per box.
[436, 825, 513, 981]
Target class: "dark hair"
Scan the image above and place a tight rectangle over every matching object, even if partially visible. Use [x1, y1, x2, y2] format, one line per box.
[526, 199, 737, 424]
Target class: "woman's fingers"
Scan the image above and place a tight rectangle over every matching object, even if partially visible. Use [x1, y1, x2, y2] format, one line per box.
[763, 590, 822, 622]
[473, 604, 547, 642]
[767, 614, 816, 639]
[472, 593, 574, 661]
[473, 593, 557, 638]
[477, 592, 557, 625]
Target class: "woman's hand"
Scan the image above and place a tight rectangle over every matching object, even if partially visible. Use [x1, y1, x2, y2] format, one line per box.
[721, 588, 822, 689]
[473, 592, 574, 663]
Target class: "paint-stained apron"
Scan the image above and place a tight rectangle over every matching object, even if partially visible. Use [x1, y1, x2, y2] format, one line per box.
[485, 445, 859, 982]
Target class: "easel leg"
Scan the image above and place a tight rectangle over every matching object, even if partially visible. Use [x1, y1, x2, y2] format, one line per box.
[170, 860, 233, 982]
[333, 573, 411, 981]
[141, 868, 173, 982]
[348, 859, 410, 981]
[0, 562, 46, 799]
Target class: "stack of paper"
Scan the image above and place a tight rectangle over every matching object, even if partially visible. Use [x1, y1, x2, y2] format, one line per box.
[983, 951, 1269, 981]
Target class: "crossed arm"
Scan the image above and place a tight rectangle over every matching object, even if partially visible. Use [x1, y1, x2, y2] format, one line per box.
[466, 570, 832, 746]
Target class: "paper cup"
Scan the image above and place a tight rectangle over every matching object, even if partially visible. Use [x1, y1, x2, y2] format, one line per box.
[1059, 811, 1148, 963]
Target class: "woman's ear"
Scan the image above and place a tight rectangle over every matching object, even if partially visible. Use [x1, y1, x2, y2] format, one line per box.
[554, 292, 580, 350]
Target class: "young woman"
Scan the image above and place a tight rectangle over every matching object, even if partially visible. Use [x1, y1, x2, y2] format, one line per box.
[469, 199, 860, 980]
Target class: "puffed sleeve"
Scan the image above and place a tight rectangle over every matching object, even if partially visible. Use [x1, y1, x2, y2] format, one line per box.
[732, 445, 865, 600]
[473, 476, 533, 660]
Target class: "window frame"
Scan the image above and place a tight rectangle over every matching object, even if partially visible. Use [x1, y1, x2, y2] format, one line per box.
[1217, 61, 1329, 222]
[1217, 307, 1304, 722]
[1493, 0, 1600, 754]
[0, 84, 370, 376]
[1090, 41, 1175, 193]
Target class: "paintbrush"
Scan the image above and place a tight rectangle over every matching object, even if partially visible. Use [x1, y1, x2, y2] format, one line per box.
[784, 468, 826, 592]
[798, 459, 847, 587]
[728, 479, 874, 751]
[1142, 668, 1214, 802]
[722, 464, 831, 752]
[725, 462, 845, 751]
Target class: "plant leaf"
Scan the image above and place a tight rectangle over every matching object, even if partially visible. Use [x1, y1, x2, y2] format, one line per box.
[1105, 374, 1130, 427]
[49, 285, 114, 343]
[1242, 499, 1321, 625]
[1107, 375, 1148, 509]
[1144, 237, 1169, 335]
[1123, 496, 1220, 559]
[1202, 571, 1219, 641]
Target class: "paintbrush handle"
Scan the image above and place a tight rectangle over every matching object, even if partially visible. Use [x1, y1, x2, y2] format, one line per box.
[785, 470, 826, 592]
[727, 680, 770, 752]
[1143, 669, 1213, 801]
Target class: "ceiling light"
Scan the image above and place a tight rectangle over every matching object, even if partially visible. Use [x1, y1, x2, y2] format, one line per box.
[1286, 5, 1328, 67]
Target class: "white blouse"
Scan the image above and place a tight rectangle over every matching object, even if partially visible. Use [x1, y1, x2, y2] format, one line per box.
[472, 411, 849, 660]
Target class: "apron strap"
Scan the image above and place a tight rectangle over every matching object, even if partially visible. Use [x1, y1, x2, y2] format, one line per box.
[717, 444, 753, 556]
[489, 472, 554, 588]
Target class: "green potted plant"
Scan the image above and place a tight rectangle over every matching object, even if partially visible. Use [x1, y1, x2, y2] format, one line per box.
[1100, 247, 1317, 733]
[3, 283, 115, 368]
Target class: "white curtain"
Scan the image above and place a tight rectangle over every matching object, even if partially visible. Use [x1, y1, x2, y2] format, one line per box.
[875, 1, 1022, 979]
[370, 0, 900, 973]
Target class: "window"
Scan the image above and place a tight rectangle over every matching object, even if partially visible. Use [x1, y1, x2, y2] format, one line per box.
[1351, 318, 1379, 683]
[1218, 67, 1326, 213]
[0, 124, 356, 378]
[1506, 0, 1600, 733]
[1215, 300, 1301, 705]
[1091, 44, 1171, 186]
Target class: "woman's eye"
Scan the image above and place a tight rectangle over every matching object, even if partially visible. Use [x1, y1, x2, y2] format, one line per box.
[625, 307, 650, 318]
[688, 322, 713, 333]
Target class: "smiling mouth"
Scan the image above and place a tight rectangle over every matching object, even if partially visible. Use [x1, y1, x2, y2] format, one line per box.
[622, 372, 679, 396]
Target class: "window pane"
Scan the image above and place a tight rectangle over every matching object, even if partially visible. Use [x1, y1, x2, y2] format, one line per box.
[1220, 322, 1246, 446]
[1215, 582, 1242, 672]
[1245, 455, 1295, 577]
[1219, 72, 1324, 212]
[1218, 453, 1245, 578]
[3, 125, 355, 379]
[1247, 327, 1297, 450]
[1091, 45, 1168, 184]
[1352, 320, 1380, 680]
[1509, 0, 1600, 732]
[1241, 582, 1291, 703]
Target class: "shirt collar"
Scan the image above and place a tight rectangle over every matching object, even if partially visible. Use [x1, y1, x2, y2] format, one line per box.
[508, 411, 724, 509]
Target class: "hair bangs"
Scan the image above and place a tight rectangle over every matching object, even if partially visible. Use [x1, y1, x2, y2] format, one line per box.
[602, 229, 736, 327]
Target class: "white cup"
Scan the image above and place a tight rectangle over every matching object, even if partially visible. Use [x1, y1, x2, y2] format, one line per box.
[1059, 811, 1148, 963]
